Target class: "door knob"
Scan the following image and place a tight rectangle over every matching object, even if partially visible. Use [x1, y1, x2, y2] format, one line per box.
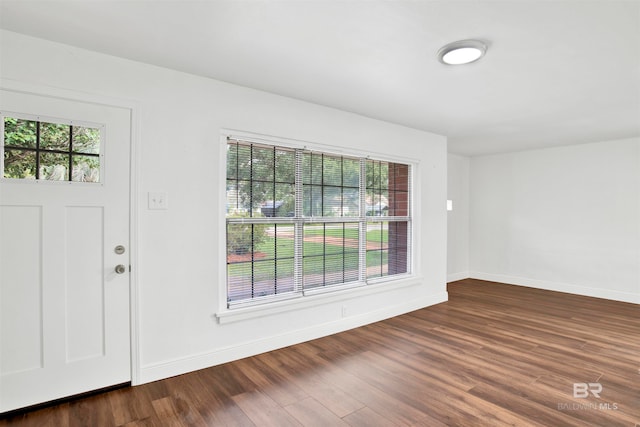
[115, 264, 127, 274]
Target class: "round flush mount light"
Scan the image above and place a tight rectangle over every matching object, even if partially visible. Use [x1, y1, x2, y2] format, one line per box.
[437, 39, 487, 65]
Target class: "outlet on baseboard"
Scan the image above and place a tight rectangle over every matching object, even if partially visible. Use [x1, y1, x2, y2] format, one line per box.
[341, 305, 348, 317]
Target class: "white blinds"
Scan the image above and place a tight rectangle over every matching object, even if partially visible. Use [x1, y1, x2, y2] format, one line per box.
[225, 138, 411, 308]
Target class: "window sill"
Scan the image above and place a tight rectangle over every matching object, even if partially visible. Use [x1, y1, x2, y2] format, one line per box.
[215, 274, 422, 324]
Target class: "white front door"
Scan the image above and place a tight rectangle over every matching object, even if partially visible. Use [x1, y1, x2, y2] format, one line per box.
[0, 89, 131, 413]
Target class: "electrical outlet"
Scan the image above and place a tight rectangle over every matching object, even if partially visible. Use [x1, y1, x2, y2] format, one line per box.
[341, 305, 348, 317]
[148, 192, 169, 210]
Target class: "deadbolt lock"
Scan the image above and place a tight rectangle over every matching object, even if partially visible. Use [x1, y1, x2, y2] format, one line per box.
[114, 245, 126, 255]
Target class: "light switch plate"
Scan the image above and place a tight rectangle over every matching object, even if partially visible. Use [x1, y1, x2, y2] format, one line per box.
[148, 192, 168, 210]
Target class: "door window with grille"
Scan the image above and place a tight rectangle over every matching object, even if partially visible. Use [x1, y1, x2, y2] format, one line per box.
[2, 114, 102, 183]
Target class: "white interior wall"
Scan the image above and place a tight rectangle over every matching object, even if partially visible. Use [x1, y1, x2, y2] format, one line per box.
[447, 154, 470, 282]
[0, 30, 448, 384]
[469, 138, 640, 303]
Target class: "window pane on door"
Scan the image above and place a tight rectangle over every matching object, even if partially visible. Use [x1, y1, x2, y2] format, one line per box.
[3, 149, 36, 179]
[72, 126, 100, 154]
[3, 117, 36, 148]
[39, 152, 69, 181]
[71, 155, 100, 182]
[40, 122, 70, 151]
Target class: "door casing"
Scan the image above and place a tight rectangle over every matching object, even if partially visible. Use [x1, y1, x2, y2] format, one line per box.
[0, 80, 140, 411]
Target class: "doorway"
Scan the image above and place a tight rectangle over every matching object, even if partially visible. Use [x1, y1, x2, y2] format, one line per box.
[0, 89, 132, 412]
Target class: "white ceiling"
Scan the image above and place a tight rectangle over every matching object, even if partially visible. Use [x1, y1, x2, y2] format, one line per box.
[1, 0, 639, 156]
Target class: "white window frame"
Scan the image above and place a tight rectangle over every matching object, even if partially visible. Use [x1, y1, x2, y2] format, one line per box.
[216, 130, 419, 322]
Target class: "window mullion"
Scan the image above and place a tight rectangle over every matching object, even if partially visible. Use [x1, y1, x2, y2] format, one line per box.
[359, 158, 367, 283]
[320, 154, 324, 216]
[35, 121, 41, 179]
[249, 144, 254, 217]
[294, 149, 304, 293]
[68, 125, 74, 182]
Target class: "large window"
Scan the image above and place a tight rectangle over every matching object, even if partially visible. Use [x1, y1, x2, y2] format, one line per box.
[225, 138, 411, 307]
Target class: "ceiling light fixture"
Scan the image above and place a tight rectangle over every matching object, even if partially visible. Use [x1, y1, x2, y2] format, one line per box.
[437, 39, 487, 65]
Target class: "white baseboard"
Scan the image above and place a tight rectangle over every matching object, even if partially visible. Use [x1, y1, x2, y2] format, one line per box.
[447, 272, 470, 283]
[138, 292, 447, 384]
[469, 272, 640, 304]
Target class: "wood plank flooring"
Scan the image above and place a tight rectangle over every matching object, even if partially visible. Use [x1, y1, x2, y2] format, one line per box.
[2, 279, 639, 426]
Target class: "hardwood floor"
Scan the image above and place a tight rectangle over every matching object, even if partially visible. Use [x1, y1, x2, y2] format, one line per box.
[2, 279, 639, 426]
